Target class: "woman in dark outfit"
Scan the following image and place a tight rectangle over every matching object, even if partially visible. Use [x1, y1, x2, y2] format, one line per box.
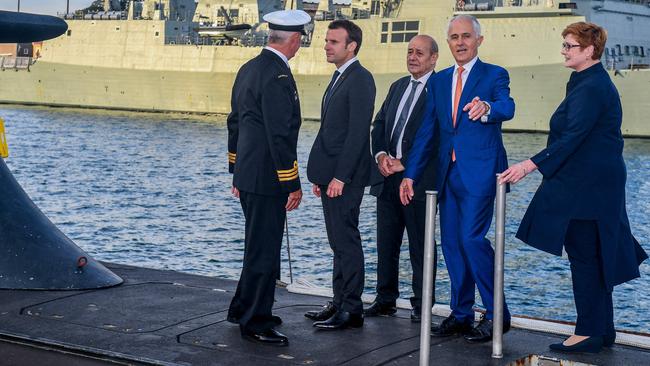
[500, 22, 647, 353]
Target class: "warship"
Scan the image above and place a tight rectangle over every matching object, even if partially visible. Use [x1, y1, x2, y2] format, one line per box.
[0, 0, 648, 136]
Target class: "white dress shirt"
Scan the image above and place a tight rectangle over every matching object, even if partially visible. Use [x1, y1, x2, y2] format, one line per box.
[387, 70, 433, 159]
[451, 55, 490, 123]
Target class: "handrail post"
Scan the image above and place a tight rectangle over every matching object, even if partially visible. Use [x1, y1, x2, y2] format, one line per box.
[492, 175, 506, 358]
[419, 191, 437, 366]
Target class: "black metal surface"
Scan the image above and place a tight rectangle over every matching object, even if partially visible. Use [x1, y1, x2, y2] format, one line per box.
[1, 263, 648, 366]
[0, 159, 122, 289]
[0, 10, 68, 43]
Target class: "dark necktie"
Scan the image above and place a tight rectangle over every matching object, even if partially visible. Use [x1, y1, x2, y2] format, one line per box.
[389, 80, 420, 157]
[323, 70, 341, 107]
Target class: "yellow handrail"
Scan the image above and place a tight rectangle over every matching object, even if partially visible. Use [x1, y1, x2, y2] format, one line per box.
[0, 117, 8, 158]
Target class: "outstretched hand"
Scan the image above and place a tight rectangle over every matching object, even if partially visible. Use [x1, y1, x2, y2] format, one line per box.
[499, 159, 538, 185]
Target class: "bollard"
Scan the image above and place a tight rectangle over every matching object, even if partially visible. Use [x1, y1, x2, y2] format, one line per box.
[492, 175, 507, 358]
[419, 191, 437, 366]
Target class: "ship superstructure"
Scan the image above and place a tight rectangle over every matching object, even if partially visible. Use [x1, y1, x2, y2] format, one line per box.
[0, 0, 648, 136]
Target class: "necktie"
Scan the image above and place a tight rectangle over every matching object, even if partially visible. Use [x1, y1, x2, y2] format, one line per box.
[389, 80, 420, 157]
[324, 70, 341, 107]
[452, 66, 464, 162]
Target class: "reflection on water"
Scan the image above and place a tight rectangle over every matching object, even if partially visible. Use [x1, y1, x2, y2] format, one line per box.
[2, 106, 649, 332]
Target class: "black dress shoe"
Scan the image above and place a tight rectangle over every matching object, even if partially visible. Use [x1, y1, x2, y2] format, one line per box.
[463, 316, 511, 343]
[313, 310, 364, 330]
[363, 301, 397, 317]
[549, 336, 603, 353]
[431, 314, 473, 337]
[241, 328, 289, 346]
[227, 314, 282, 326]
[410, 306, 422, 323]
[305, 301, 337, 321]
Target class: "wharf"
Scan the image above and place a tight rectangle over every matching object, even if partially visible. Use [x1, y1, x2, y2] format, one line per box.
[0, 263, 648, 366]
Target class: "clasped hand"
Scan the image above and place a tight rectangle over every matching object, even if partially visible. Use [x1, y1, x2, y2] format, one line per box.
[377, 154, 405, 177]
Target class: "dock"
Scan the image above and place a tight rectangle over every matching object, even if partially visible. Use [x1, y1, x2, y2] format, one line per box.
[1, 263, 648, 365]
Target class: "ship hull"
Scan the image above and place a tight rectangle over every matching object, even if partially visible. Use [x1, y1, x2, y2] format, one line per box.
[1, 60, 648, 136]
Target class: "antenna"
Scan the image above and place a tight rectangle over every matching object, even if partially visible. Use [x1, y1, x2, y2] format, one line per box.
[17, 0, 20, 12]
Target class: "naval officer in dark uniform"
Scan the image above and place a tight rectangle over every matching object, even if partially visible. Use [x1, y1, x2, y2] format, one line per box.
[226, 9, 311, 346]
[365, 35, 439, 322]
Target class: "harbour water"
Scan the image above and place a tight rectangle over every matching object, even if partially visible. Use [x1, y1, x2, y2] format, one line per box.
[2, 105, 649, 333]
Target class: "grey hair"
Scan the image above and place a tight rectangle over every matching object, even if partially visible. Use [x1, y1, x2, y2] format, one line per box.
[447, 15, 481, 38]
[268, 29, 294, 44]
[412, 34, 439, 54]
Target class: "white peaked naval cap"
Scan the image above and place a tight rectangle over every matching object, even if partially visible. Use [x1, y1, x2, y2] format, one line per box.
[263, 10, 311, 35]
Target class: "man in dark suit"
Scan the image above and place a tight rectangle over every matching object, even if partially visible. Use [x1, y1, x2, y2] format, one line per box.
[226, 10, 310, 346]
[364, 35, 439, 323]
[304, 19, 376, 330]
[401, 15, 515, 343]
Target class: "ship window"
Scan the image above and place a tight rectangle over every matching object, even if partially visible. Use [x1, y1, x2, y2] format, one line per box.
[641, 48, 646, 57]
[381, 21, 420, 44]
[405, 21, 418, 31]
[624, 46, 630, 55]
[392, 22, 406, 32]
[155, 31, 160, 37]
[67, 30, 72, 36]
[404, 32, 417, 42]
[371, 0, 381, 15]
[616, 45, 621, 55]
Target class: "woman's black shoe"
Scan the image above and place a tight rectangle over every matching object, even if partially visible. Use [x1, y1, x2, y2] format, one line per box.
[549, 336, 603, 353]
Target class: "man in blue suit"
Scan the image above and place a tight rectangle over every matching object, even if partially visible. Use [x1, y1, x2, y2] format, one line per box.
[400, 14, 515, 343]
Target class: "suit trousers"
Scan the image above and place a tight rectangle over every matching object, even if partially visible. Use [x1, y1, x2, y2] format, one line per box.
[376, 173, 436, 308]
[565, 219, 614, 337]
[439, 163, 510, 322]
[320, 185, 365, 314]
[229, 190, 287, 334]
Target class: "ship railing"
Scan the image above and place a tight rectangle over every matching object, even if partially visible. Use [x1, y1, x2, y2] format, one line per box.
[0, 56, 33, 71]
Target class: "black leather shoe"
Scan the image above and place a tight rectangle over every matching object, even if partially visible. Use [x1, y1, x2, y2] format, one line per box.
[410, 306, 422, 323]
[305, 302, 337, 321]
[227, 314, 282, 326]
[549, 336, 603, 353]
[431, 315, 473, 337]
[313, 310, 364, 330]
[241, 328, 289, 346]
[363, 301, 397, 317]
[463, 316, 511, 343]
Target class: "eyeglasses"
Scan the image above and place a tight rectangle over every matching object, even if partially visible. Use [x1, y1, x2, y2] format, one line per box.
[561, 42, 582, 51]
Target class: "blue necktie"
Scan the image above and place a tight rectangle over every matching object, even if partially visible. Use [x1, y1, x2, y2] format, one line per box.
[324, 70, 341, 106]
[389, 80, 420, 157]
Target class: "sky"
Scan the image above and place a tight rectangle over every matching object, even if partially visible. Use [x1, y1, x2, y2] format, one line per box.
[0, 0, 93, 15]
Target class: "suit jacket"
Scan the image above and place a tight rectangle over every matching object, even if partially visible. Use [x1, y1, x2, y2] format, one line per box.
[406, 58, 515, 197]
[516, 63, 647, 288]
[369, 75, 439, 201]
[227, 49, 301, 195]
[307, 60, 376, 187]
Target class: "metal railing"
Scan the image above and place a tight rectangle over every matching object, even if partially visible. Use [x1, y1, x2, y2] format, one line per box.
[492, 175, 507, 358]
[418, 177, 508, 364]
[419, 191, 437, 366]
